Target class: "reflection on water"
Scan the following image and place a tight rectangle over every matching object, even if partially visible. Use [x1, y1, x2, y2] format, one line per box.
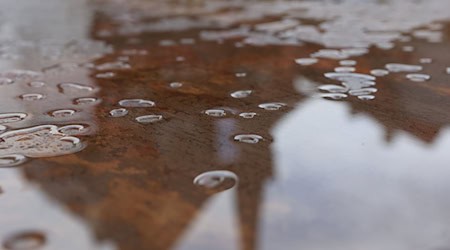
[1, 0, 450, 250]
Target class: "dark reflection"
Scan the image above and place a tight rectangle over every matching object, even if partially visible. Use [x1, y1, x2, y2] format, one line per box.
[12, 1, 450, 250]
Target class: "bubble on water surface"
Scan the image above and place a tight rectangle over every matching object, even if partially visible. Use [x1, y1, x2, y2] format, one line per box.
[119, 99, 155, 108]
[0, 154, 27, 168]
[406, 73, 431, 82]
[370, 69, 389, 77]
[234, 134, 264, 144]
[385, 63, 423, 73]
[110, 108, 128, 117]
[2, 231, 46, 250]
[135, 115, 163, 124]
[231, 90, 252, 99]
[20, 94, 44, 101]
[204, 109, 226, 117]
[258, 102, 287, 111]
[239, 112, 257, 119]
[0, 113, 27, 124]
[294, 58, 318, 66]
[50, 109, 76, 118]
[193, 170, 238, 193]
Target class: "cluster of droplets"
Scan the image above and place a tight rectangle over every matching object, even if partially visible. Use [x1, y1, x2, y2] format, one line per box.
[110, 99, 163, 124]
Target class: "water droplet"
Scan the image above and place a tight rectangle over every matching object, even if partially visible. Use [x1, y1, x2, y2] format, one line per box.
[110, 108, 128, 117]
[50, 109, 76, 118]
[239, 112, 257, 119]
[406, 73, 431, 82]
[3, 231, 46, 250]
[58, 82, 94, 93]
[58, 125, 88, 135]
[420, 58, 433, 64]
[258, 102, 287, 111]
[234, 134, 264, 144]
[334, 67, 355, 73]
[320, 93, 348, 100]
[358, 95, 376, 100]
[20, 94, 44, 101]
[193, 170, 238, 193]
[370, 69, 389, 77]
[235, 72, 247, 78]
[0, 154, 27, 168]
[135, 115, 163, 123]
[74, 97, 98, 105]
[204, 109, 226, 117]
[318, 85, 347, 93]
[402, 46, 414, 52]
[295, 58, 318, 66]
[231, 90, 252, 99]
[0, 113, 27, 124]
[385, 63, 423, 73]
[0, 125, 6, 132]
[176, 56, 185, 62]
[28, 81, 45, 88]
[118, 99, 155, 108]
[339, 60, 357, 66]
[96, 72, 116, 78]
[169, 82, 183, 88]
[349, 88, 377, 96]
[446, 67, 450, 74]
[324, 72, 376, 82]
[0, 78, 14, 85]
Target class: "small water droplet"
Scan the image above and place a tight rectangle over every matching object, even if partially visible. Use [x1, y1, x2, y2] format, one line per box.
[334, 67, 355, 73]
[0, 77, 14, 85]
[339, 60, 357, 66]
[406, 73, 431, 82]
[119, 99, 155, 108]
[176, 56, 185, 62]
[204, 109, 226, 117]
[169, 82, 183, 88]
[20, 94, 44, 101]
[58, 125, 87, 135]
[239, 112, 257, 119]
[50, 109, 76, 118]
[28, 81, 45, 88]
[135, 115, 163, 123]
[234, 134, 264, 144]
[319, 85, 347, 93]
[349, 88, 377, 96]
[96, 72, 116, 78]
[193, 170, 238, 193]
[110, 108, 128, 117]
[258, 102, 287, 111]
[58, 83, 94, 93]
[402, 46, 414, 52]
[235, 72, 247, 78]
[74, 97, 98, 105]
[0, 125, 6, 132]
[295, 58, 318, 66]
[370, 69, 389, 77]
[0, 113, 27, 124]
[420, 58, 433, 64]
[0, 154, 27, 168]
[358, 95, 376, 100]
[320, 93, 348, 100]
[3, 231, 46, 250]
[446, 67, 450, 74]
[385, 63, 423, 73]
[231, 90, 252, 98]
[324, 72, 376, 82]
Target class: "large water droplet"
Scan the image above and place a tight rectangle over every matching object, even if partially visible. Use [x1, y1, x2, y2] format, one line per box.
[258, 102, 287, 111]
[0, 154, 27, 168]
[234, 134, 264, 144]
[0, 113, 27, 124]
[406, 73, 431, 82]
[204, 109, 226, 117]
[385, 63, 423, 73]
[239, 112, 257, 119]
[231, 90, 252, 98]
[193, 170, 238, 193]
[20, 94, 44, 101]
[135, 115, 163, 123]
[2, 231, 46, 250]
[118, 99, 155, 108]
[110, 108, 128, 117]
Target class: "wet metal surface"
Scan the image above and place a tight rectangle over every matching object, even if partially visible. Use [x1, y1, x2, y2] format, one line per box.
[1, 0, 450, 250]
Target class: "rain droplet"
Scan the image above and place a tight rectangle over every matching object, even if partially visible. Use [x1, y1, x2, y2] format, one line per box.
[20, 94, 44, 101]
[0, 154, 27, 168]
[320, 93, 348, 100]
[334, 67, 355, 73]
[239, 112, 257, 119]
[50, 109, 76, 118]
[74, 97, 98, 105]
[385, 63, 423, 73]
[234, 134, 264, 144]
[370, 69, 389, 77]
[193, 170, 238, 193]
[339, 60, 357, 66]
[258, 102, 287, 111]
[2, 231, 46, 250]
[58, 82, 94, 93]
[204, 109, 226, 117]
[118, 99, 155, 108]
[0, 113, 27, 124]
[231, 90, 252, 99]
[28, 81, 45, 88]
[110, 108, 128, 117]
[295, 58, 318, 66]
[406, 73, 431, 82]
[169, 82, 183, 88]
[135, 115, 163, 123]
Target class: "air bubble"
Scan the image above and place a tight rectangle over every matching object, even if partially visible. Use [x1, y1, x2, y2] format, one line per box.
[258, 102, 287, 111]
[193, 170, 238, 193]
[234, 134, 264, 144]
[119, 99, 155, 108]
[204, 109, 226, 117]
[135, 115, 163, 123]
[110, 108, 128, 117]
[406, 73, 431, 82]
[231, 90, 252, 99]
